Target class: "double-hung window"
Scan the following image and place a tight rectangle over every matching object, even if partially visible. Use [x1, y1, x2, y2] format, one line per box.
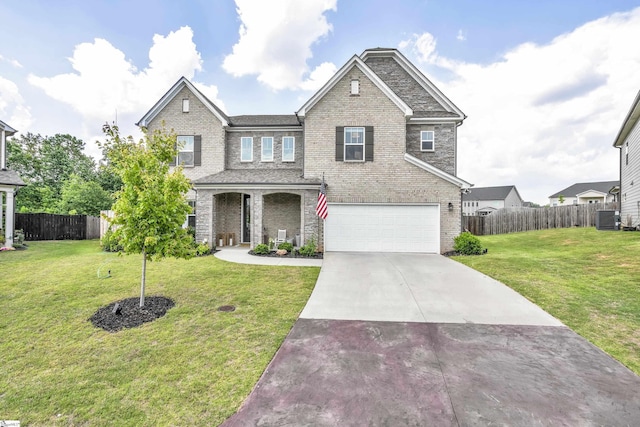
[282, 137, 295, 162]
[421, 130, 435, 151]
[177, 135, 194, 166]
[241, 137, 253, 162]
[261, 137, 274, 162]
[344, 127, 365, 161]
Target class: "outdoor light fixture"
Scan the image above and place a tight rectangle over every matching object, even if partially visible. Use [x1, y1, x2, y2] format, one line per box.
[448, 202, 454, 211]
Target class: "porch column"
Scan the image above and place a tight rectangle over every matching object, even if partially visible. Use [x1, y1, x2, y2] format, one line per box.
[0, 191, 4, 234]
[252, 192, 263, 250]
[5, 189, 14, 247]
[1, 129, 6, 170]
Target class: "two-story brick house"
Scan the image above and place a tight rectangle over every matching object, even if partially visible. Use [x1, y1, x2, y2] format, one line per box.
[137, 48, 471, 253]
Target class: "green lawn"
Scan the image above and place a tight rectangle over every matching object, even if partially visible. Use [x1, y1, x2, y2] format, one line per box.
[453, 227, 640, 375]
[0, 241, 319, 426]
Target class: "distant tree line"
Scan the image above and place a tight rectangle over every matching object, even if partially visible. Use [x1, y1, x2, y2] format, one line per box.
[7, 133, 121, 216]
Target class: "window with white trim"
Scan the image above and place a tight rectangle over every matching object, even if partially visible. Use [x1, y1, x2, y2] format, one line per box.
[282, 136, 295, 162]
[177, 135, 194, 166]
[261, 137, 274, 161]
[187, 200, 196, 228]
[345, 127, 365, 161]
[350, 79, 360, 95]
[421, 130, 435, 151]
[241, 137, 253, 162]
[182, 99, 189, 113]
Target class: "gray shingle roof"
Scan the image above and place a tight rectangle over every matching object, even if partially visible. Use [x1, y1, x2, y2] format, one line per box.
[192, 169, 320, 186]
[549, 181, 619, 198]
[228, 115, 301, 127]
[0, 169, 25, 186]
[463, 186, 516, 201]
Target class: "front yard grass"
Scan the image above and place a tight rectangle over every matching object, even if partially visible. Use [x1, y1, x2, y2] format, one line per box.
[453, 227, 640, 375]
[0, 240, 319, 426]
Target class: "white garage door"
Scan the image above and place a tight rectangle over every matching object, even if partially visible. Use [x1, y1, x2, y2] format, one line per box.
[324, 204, 440, 253]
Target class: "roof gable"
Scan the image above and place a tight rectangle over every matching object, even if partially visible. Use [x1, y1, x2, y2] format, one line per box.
[0, 120, 17, 136]
[137, 77, 229, 128]
[404, 154, 471, 189]
[613, 90, 640, 147]
[297, 55, 412, 118]
[361, 48, 465, 121]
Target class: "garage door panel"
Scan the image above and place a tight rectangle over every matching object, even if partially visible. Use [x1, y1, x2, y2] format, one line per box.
[325, 204, 439, 253]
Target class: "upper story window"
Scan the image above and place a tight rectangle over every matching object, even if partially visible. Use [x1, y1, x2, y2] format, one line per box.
[182, 99, 189, 113]
[261, 137, 274, 162]
[241, 137, 253, 162]
[421, 131, 435, 151]
[282, 136, 295, 162]
[350, 79, 360, 95]
[177, 135, 194, 166]
[345, 127, 365, 161]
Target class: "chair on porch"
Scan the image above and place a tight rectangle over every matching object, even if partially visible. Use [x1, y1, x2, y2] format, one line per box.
[274, 229, 287, 248]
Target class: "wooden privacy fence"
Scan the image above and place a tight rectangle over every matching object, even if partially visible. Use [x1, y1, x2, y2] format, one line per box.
[463, 203, 619, 236]
[15, 213, 100, 241]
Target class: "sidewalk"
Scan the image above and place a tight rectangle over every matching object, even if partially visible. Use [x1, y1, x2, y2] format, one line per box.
[213, 246, 323, 267]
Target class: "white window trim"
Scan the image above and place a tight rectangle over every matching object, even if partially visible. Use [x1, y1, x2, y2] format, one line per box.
[344, 127, 365, 162]
[261, 137, 274, 162]
[350, 79, 360, 95]
[241, 137, 253, 162]
[421, 130, 435, 152]
[177, 135, 195, 167]
[282, 136, 295, 162]
[182, 98, 189, 113]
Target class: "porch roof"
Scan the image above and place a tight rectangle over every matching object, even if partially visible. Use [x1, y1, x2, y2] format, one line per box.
[192, 169, 321, 190]
[0, 169, 25, 186]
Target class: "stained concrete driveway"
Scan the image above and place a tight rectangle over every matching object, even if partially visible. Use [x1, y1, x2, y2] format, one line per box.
[222, 253, 640, 426]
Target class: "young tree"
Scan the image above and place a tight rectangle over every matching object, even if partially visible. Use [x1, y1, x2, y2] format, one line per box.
[558, 195, 565, 205]
[101, 123, 194, 307]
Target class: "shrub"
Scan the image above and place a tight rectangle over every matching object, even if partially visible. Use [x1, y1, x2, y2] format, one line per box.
[277, 242, 293, 252]
[298, 236, 317, 257]
[253, 243, 269, 255]
[101, 228, 123, 252]
[196, 243, 210, 256]
[453, 231, 484, 255]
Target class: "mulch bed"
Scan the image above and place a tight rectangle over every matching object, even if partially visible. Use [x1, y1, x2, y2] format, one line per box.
[248, 250, 323, 259]
[89, 296, 175, 332]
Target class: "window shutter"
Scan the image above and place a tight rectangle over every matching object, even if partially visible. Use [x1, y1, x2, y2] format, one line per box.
[365, 126, 374, 162]
[335, 126, 344, 161]
[170, 142, 176, 166]
[194, 135, 201, 166]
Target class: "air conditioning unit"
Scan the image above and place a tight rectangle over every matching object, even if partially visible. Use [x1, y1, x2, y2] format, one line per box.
[596, 210, 619, 231]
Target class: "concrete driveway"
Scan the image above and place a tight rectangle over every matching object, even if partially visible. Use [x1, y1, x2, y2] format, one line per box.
[222, 253, 640, 426]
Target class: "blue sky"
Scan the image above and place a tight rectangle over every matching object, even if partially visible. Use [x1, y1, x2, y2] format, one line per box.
[1, 0, 639, 204]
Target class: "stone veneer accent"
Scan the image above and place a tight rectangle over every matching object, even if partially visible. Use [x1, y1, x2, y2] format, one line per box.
[303, 66, 461, 252]
[406, 123, 456, 175]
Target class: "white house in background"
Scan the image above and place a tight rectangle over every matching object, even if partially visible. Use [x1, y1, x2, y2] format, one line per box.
[613, 90, 640, 228]
[548, 181, 618, 207]
[0, 120, 25, 248]
[462, 185, 523, 216]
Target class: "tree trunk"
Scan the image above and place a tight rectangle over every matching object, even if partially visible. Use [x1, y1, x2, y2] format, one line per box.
[140, 248, 146, 307]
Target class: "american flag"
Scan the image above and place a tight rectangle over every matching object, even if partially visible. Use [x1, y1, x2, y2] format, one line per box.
[316, 177, 328, 219]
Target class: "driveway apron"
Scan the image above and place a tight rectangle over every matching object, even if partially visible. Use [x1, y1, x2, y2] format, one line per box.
[222, 253, 640, 426]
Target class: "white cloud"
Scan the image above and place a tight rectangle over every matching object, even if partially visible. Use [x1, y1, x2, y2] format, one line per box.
[0, 54, 23, 68]
[456, 29, 467, 42]
[223, 0, 337, 91]
[27, 26, 224, 153]
[400, 8, 640, 204]
[0, 76, 32, 131]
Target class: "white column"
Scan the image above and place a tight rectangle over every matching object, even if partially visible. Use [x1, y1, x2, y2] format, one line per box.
[5, 189, 14, 247]
[0, 191, 3, 235]
[1, 129, 6, 170]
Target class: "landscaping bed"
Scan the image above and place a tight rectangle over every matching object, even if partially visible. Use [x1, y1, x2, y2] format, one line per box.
[249, 249, 323, 259]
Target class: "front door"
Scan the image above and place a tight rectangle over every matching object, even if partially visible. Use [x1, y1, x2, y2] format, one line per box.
[242, 194, 251, 243]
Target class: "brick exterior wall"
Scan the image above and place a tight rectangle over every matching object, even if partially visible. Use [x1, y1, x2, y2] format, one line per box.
[406, 123, 456, 175]
[146, 86, 226, 182]
[303, 66, 462, 252]
[226, 130, 304, 169]
[263, 193, 302, 244]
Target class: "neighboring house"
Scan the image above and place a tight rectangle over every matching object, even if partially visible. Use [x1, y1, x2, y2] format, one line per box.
[613, 90, 640, 227]
[137, 48, 471, 253]
[549, 181, 619, 207]
[0, 120, 25, 248]
[462, 185, 523, 216]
